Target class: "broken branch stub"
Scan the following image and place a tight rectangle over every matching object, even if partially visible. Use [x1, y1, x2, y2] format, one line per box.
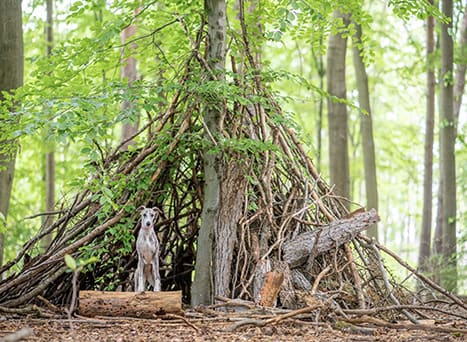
[283, 209, 379, 268]
[258, 271, 284, 307]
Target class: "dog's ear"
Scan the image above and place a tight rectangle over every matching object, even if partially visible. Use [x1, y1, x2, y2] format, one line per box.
[152, 207, 163, 215]
[138, 206, 146, 211]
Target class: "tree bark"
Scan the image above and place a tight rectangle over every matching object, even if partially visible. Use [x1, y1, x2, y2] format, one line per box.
[42, 0, 55, 251]
[79, 290, 183, 318]
[257, 271, 284, 307]
[453, 4, 467, 123]
[439, 0, 457, 292]
[327, 10, 350, 208]
[191, 0, 226, 306]
[0, 0, 23, 271]
[214, 162, 246, 298]
[120, 6, 141, 151]
[418, 5, 435, 277]
[311, 41, 325, 173]
[283, 209, 379, 268]
[352, 22, 379, 240]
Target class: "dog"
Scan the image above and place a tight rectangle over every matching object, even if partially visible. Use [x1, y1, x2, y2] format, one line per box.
[135, 206, 162, 292]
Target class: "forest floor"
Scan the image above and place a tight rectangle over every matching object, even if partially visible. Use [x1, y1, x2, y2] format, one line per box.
[1, 314, 465, 341]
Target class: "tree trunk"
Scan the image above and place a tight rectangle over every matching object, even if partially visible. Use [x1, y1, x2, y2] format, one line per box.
[418, 5, 435, 277]
[191, 0, 226, 306]
[283, 209, 379, 268]
[439, 0, 457, 292]
[120, 6, 141, 151]
[214, 162, 246, 298]
[453, 4, 467, 123]
[79, 290, 183, 318]
[0, 0, 24, 271]
[327, 10, 350, 208]
[312, 42, 325, 173]
[352, 22, 379, 240]
[42, 0, 55, 251]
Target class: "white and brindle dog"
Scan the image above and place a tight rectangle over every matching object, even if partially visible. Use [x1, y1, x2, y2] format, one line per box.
[135, 206, 162, 292]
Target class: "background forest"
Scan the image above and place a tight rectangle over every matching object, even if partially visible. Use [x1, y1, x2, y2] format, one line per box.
[0, 0, 466, 296]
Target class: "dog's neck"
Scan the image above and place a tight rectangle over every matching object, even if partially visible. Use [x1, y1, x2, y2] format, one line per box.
[140, 224, 154, 233]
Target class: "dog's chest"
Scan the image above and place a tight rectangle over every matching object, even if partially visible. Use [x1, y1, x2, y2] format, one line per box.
[137, 231, 159, 264]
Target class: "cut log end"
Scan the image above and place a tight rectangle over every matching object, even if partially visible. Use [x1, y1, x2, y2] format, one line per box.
[79, 290, 183, 318]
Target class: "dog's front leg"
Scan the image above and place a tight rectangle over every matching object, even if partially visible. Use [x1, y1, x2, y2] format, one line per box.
[152, 256, 161, 291]
[135, 258, 145, 292]
[152, 242, 161, 291]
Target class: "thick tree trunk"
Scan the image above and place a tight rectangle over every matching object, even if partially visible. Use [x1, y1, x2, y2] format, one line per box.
[439, 0, 457, 292]
[191, 0, 226, 306]
[0, 0, 23, 271]
[418, 6, 435, 277]
[214, 162, 246, 298]
[352, 22, 379, 240]
[327, 10, 350, 208]
[79, 290, 183, 318]
[283, 209, 379, 268]
[42, 0, 55, 251]
[120, 6, 141, 151]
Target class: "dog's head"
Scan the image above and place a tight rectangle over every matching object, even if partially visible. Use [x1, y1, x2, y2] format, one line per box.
[139, 206, 162, 228]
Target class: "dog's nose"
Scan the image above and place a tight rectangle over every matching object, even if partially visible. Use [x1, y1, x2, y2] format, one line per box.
[145, 221, 151, 227]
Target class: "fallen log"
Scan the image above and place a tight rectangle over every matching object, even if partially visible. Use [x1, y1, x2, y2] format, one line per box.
[283, 209, 379, 268]
[79, 290, 183, 318]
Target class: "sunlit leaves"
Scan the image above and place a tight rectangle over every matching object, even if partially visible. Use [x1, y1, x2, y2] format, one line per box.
[388, 0, 447, 22]
[64, 254, 77, 271]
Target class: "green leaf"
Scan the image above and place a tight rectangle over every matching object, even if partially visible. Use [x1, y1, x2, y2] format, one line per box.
[64, 254, 77, 271]
[81, 147, 91, 154]
[82, 256, 99, 266]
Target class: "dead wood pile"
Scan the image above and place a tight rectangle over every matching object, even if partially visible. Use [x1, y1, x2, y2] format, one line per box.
[0, 18, 465, 328]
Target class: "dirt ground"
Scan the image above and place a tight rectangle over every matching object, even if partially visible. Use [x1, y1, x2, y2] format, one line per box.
[0, 315, 465, 342]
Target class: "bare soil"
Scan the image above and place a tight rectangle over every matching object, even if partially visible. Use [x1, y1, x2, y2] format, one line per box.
[1, 315, 464, 342]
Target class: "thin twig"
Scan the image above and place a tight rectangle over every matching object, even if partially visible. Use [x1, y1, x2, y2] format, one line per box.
[162, 313, 201, 332]
[343, 304, 467, 320]
[359, 235, 467, 311]
[369, 241, 419, 324]
[311, 265, 331, 295]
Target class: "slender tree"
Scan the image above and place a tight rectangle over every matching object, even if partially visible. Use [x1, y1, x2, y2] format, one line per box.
[453, 4, 467, 123]
[0, 0, 24, 270]
[418, 1, 436, 276]
[42, 0, 55, 251]
[191, 0, 227, 306]
[120, 6, 141, 151]
[432, 3, 465, 281]
[439, 0, 456, 292]
[327, 10, 350, 208]
[311, 40, 325, 173]
[352, 22, 378, 239]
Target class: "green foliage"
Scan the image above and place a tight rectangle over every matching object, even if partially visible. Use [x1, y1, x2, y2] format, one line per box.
[64, 253, 98, 272]
[388, 0, 447, 21]
[64, 254, 77, 271]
